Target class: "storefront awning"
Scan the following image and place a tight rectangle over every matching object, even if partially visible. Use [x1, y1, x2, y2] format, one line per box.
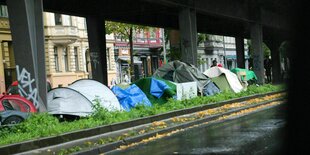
[117, 56, 142, 64]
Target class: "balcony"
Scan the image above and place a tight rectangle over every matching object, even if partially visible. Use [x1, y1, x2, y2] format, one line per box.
[45, 26, 79, 45]
[0, 17, 9, 29]
[204, 40, 224, 48]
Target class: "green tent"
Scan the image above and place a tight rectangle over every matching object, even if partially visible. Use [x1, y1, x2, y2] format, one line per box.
[211, 74, 233, 92]
[133, 77, 176, 104]
[230, 68, 257, 81]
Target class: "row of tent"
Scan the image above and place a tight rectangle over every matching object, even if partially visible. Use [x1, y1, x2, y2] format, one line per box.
[47, 60, 257, 117]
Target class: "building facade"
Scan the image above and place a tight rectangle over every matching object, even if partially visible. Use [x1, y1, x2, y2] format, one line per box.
[105, 33, 117, 87]
[0, 7, 117, 89]
[113, 28, 163, 83]
[0, 5, 161, 90]
[0, 7, 93, 90]
[198, 35, 249, 72]
[0, 5, 14, 93]
[44, 12, 89, 88]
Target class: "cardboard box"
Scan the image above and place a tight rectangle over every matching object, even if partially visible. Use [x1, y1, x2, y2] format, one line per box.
[173, 81, 197, 100]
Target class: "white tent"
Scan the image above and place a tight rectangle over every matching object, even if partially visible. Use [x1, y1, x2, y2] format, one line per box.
[68, 79, 122, 111]
[47, 88, 93, 117]
[203, 66, 244, 93]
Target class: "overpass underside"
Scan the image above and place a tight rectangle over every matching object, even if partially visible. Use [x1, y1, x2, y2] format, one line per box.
[0, 0, 291, 110]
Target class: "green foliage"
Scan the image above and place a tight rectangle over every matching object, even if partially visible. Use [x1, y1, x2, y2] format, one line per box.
[105, 21, 147, 39]
[197, 54, 208, 65]
[168, 46, 181, 61]
[58, 146, 82, 155]
[0, 84, 285, 146]
[105, 21, 149, 81]
[247, 40, 271, 58]
[15, 113, 60, 135]
[197, 33, 210, 45]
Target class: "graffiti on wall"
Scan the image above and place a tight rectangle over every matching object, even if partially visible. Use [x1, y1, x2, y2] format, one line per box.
[90, 52, 100, 69]
[16, 65, 39, 109]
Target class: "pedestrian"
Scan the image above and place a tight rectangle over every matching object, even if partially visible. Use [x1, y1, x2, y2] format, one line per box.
[211, 60, 217, 67]
[124, 74, 129, 83]
[264, 56, 272, 83]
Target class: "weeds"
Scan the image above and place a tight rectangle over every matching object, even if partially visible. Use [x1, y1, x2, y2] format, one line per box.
[0, 84, 284, 146]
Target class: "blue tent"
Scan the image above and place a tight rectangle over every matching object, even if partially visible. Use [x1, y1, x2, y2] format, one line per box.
[111, 84, 152, 111]
[133, 77, 176, 104]
[150, 78, 171, 98]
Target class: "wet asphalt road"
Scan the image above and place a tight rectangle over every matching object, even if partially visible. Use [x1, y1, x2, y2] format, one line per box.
[107, 104, 287, 155]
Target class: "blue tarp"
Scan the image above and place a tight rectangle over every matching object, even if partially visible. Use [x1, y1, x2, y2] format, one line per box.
[150, 78, 171, 98]
[203, 81, 221, 96]
[133, 77, 176, 104]
[111, 84, 152, 111]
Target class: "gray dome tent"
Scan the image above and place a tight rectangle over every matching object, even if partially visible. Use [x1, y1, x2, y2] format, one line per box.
[68, 79, 122, 111]
[47, 79, 122, 117]
[47, 87, 93, 117]
[153, 60, 220, 96]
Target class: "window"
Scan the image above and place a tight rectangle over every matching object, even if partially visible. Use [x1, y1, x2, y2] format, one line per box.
[151, 56, 158, 74]
[2, 99, 30, 112]
[141, 57, 148, 77]
[74, 47, 79, 71]
[2, 100, 14, 111]
[55, 13, 62, 25]
[106, 48, 111, 70]
[0, 5, 8, 17]
[54, 46, 60, 71]
[63, 47, 69, 71]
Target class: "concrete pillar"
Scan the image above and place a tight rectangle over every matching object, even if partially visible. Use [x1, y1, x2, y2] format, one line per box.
[7, 0, 47, 111]
[178, 8, 198, 66]
[169, 30, 180, 48]
[236, 37, 245, 68]
[250, 23, 265, 84]
[270, 41, 282, 84]
[86, 16, 108, 85]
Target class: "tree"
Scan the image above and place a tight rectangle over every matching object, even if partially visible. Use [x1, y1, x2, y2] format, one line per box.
[105, 21, 147, 82]
[197, 33, 210, 45]
[247, 40, 271, 58]
[164, 29, 181, 61]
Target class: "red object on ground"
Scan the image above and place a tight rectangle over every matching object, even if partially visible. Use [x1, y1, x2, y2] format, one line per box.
[0, 94, 37, 112]
[217, 63, 223, 67]
[11, 81, 18, 86]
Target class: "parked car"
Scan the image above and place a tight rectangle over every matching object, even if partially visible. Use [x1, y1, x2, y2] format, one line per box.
[0, 94, 37, 126]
